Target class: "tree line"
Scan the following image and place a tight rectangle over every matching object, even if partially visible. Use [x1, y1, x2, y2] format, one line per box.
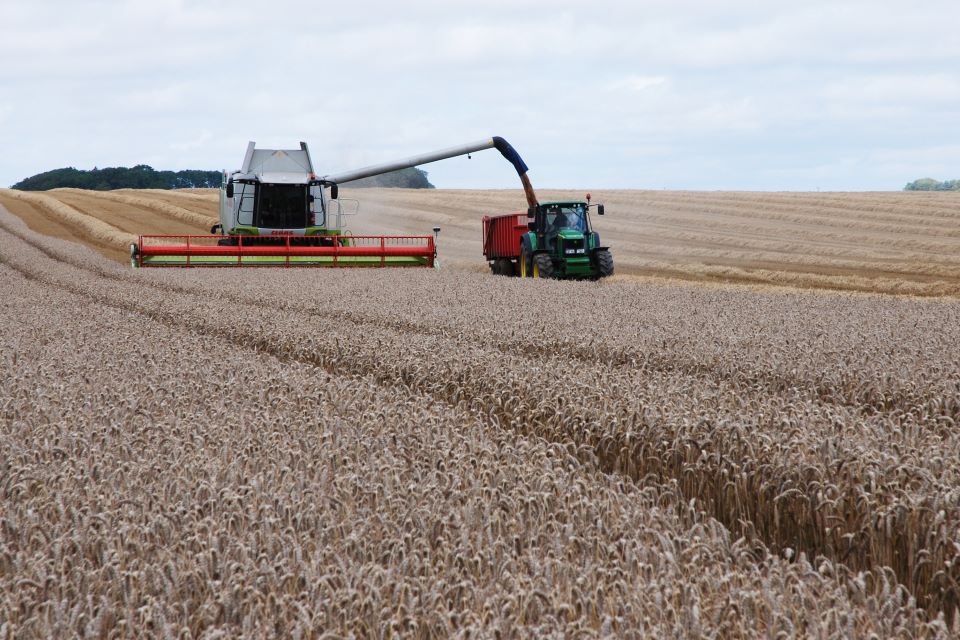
[11, 165, 434, 190]
[11, 165, 222, 191]
[342, 167, 434, 189]
[904, 178, 960, 191]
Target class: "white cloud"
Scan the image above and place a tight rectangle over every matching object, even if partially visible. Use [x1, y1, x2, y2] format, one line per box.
[1, 0, 959, 190]
[170, 130, 214, 152]
[822, 74, 960, 106]
[605, 76, 668, 93]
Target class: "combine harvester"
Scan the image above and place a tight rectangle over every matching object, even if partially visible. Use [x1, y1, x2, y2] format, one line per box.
[131, 137, 538, 268]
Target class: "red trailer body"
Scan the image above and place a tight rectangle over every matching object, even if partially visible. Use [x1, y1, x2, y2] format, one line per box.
[482, 213, 527, 259]
[482, 213, 527, 276]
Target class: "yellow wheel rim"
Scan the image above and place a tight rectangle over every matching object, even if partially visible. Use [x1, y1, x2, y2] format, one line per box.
[521, 253, 528, 277]
[532, 261, 540, 278]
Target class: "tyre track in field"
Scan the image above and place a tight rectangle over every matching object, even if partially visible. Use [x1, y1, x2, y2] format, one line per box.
[0, 210, 955, 427]
[0, 211, 952, 426]
[2, 217, 958, 618]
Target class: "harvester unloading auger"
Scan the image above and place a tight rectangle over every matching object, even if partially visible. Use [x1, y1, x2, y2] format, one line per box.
[131, 137, 537, 267]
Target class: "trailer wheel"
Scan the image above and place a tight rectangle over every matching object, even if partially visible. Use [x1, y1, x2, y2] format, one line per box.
[596, 249, 614, 278]
[491, 258, 512, 276]
[533, 254, 554, 279]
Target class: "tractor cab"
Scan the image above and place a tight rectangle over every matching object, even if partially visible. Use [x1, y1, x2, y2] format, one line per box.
[520, 198, 612, 279]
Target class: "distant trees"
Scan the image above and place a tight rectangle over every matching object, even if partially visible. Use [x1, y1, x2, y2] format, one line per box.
[11, 165, 223, 191]
[904, 178, 960, 191]
[342, 167, 434, 189]
[11, 165, 435, 190]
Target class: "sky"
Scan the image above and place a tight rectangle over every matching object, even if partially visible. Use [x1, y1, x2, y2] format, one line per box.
[0, 0, 957, 191]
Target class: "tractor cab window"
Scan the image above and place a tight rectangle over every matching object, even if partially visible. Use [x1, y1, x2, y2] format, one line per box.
[545, 204, 587, 233]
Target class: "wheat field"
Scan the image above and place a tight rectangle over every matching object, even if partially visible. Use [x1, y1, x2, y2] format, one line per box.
[0, 188, 959, 636]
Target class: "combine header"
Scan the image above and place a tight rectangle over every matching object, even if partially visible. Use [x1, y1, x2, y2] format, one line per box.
[131, 137, 536, 268]
[133, 234, 436, 268]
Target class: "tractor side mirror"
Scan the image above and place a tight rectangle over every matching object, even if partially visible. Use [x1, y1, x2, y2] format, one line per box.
[329, 184, 339, 199]
[225, 181, 234, 198]
[527, 207, 536, 218]
[597, 204, 605, 215]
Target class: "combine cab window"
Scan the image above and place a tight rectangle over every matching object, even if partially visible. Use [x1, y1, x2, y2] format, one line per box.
[236, 182, 256, 226]
[257, 184, 308, 229]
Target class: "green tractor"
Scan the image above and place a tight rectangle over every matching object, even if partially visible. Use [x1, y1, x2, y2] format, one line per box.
[519, 199, 613, 279]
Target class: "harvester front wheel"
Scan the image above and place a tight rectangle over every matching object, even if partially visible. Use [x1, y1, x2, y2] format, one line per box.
[533, 254, 554, 279]
[596, 249, 614, 278]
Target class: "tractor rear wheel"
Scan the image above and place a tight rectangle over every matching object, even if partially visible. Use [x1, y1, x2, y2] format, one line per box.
[533, 254, 554, 279]
[596, 249, 614, 278]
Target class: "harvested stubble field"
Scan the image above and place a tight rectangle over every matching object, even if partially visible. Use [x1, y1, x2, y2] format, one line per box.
[1, 187, 959, 296]
[0, 188, 959, 637]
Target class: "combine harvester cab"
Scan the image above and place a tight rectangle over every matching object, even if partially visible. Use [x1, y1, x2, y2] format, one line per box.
[132, 141, 437, 268]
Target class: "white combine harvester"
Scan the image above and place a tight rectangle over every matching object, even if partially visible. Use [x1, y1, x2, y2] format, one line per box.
[131, 137, 536, 268]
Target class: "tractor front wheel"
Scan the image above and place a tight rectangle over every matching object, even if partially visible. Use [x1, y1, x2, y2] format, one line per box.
[533, 254, 554, 279]
[596, 249, 614, 278]
[520, 248, 530, 277]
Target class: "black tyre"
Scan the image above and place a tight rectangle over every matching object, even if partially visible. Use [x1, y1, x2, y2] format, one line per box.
[217, 237, 237, 246]
[596, 249, 614, 278]
[491, 258, 512, 276]
[533, 253, 554, 279]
